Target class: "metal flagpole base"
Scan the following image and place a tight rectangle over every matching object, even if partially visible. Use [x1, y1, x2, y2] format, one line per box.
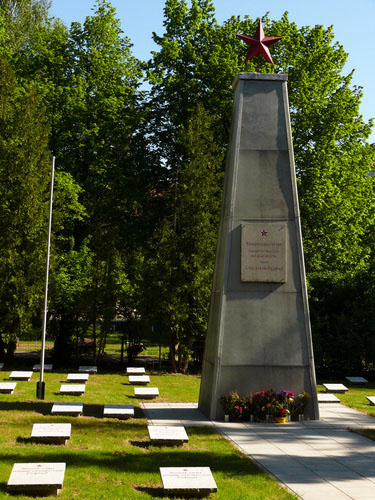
[36, 381, 45, 400]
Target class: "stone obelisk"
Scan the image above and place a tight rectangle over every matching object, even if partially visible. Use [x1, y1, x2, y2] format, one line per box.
[198, 73, 319, 420]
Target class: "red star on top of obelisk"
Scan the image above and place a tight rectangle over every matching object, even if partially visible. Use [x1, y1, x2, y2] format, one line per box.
[237, 19, 282, 71]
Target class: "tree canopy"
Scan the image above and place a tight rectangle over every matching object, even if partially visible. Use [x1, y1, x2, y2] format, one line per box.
[0, 0, 374, 375]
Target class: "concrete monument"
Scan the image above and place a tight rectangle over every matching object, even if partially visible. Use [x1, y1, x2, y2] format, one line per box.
[199, 72, 319, 420]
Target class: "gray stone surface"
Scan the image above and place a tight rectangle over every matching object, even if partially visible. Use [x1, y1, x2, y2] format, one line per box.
[7, 463, 65, 495]
[366, 396, 375, 406]
[67, 373, 89, 383]
[0, 382, 16, 393]
[59, 384, 85, 395]
[346, 376, 368, 384]
[31, 424, 71, 444]
[33, 364, 53, 372]
[103, 404, 134, 419]
[126, 367, 146, 374]
[51, 403, 83, 416]
[318, 393, 340, 403]
[323, 384, 348, 393]
[160, 467, 217, 494]
[128, 375, 150, 385]
[9, 371, 32, 381]
[134, 387, 159, 399]
[78, 365, 97, 374]
[199, 73, 319, 421]
[148, 425, 188, 444]
[0, 362, 4, 370]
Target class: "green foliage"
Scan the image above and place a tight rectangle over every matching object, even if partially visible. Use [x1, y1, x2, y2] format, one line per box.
[1, 0, 375, 376]
[140, 104, 223, 372]
[0, 0, 49, 54]
[0, 56, 51, 344]
[146, 0, 375, 375]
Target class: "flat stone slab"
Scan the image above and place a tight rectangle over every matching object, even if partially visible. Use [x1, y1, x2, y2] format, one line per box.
[346, 376, 368, 384]
[0, 382, 17, 394]
[318, 393, 341, 403]
[366, 396, 375, 406]
[51, 403, 83, 416]
[148, 425, 188, 445]
[134, 387, 159, 399]
[7, 463, 66, 495]
[128, 375, 150, 385]
[9, 371, 32, 381]
[67, 373, 89, 383]
[78, 365, 97, 374]
[31, 424, 71, 444]
[103, 404, 134, 419]
[323, 383, 348, 393]
[126, 367, 146, 374]
[59, 384, 85, 396]
[0, 362, 4, 370]
[33, 364, 53, 372]
[160, 467, 217, 495]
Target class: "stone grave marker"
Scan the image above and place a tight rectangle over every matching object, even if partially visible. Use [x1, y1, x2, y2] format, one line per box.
[67, 373, 89, 383]
[7, 463, 66, 496]
[0, 362, 4, 370]
[31, 424, 71, 444]
[128, 375, 150, 385]
[51, 403, 83, 416]
[134, 387, 159, 399]
[59, 384, 85, 396]
[126, 367, 145, 374]
[79, 365, 97, 374]
[0, 382, 17, 394]
[148, 425, 188, 445]
[160, 467, 217, 495]
[345, 376, 368, 384]
[103, 404, 134, 419]
[317, 393, 340, 403]
[366, 396, 375, 406]
[33, 364, 53, 372]
[323, 383, 348, 393]
[9, 371, 32, 381]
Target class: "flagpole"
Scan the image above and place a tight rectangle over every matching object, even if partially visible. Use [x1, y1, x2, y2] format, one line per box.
[37, 156, 55, 399]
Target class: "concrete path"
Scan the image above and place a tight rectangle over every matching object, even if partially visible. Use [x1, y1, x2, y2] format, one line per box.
[142, 402, 375, 499]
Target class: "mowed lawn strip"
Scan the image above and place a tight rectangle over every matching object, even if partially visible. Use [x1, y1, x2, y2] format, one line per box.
[0, 370, 296, 499]
[317, 382, 375, 417]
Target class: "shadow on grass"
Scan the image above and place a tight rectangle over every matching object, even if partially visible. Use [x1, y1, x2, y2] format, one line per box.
[2, 445, 263, 477]
[16, 437, 33, 444]
[132, 486, 164, 498]
[0, 401, 51, 415]
[135, 486, 215, 499]
[130, 440, 152, 449]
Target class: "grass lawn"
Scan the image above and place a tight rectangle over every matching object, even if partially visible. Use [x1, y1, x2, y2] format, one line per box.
[316, 382, 375, 418]
[0, 370, 296, 499]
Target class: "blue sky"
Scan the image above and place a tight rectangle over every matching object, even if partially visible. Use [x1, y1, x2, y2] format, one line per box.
[50, 0, 375, 142]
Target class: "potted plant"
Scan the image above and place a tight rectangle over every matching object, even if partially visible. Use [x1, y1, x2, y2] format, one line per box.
[273, 406, 289, 423]
[220, 391, 240, 422]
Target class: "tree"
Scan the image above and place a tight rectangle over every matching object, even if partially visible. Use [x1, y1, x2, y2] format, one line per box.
[0, 55, 51, 357]
[145, 0, 375, 373]
[20, 0, 144, 360]
[0, 0, 49, 54]
[141, 104, 223, 372]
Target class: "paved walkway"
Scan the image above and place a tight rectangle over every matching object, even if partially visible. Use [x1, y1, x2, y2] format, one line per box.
[142, 402, 375, 500]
